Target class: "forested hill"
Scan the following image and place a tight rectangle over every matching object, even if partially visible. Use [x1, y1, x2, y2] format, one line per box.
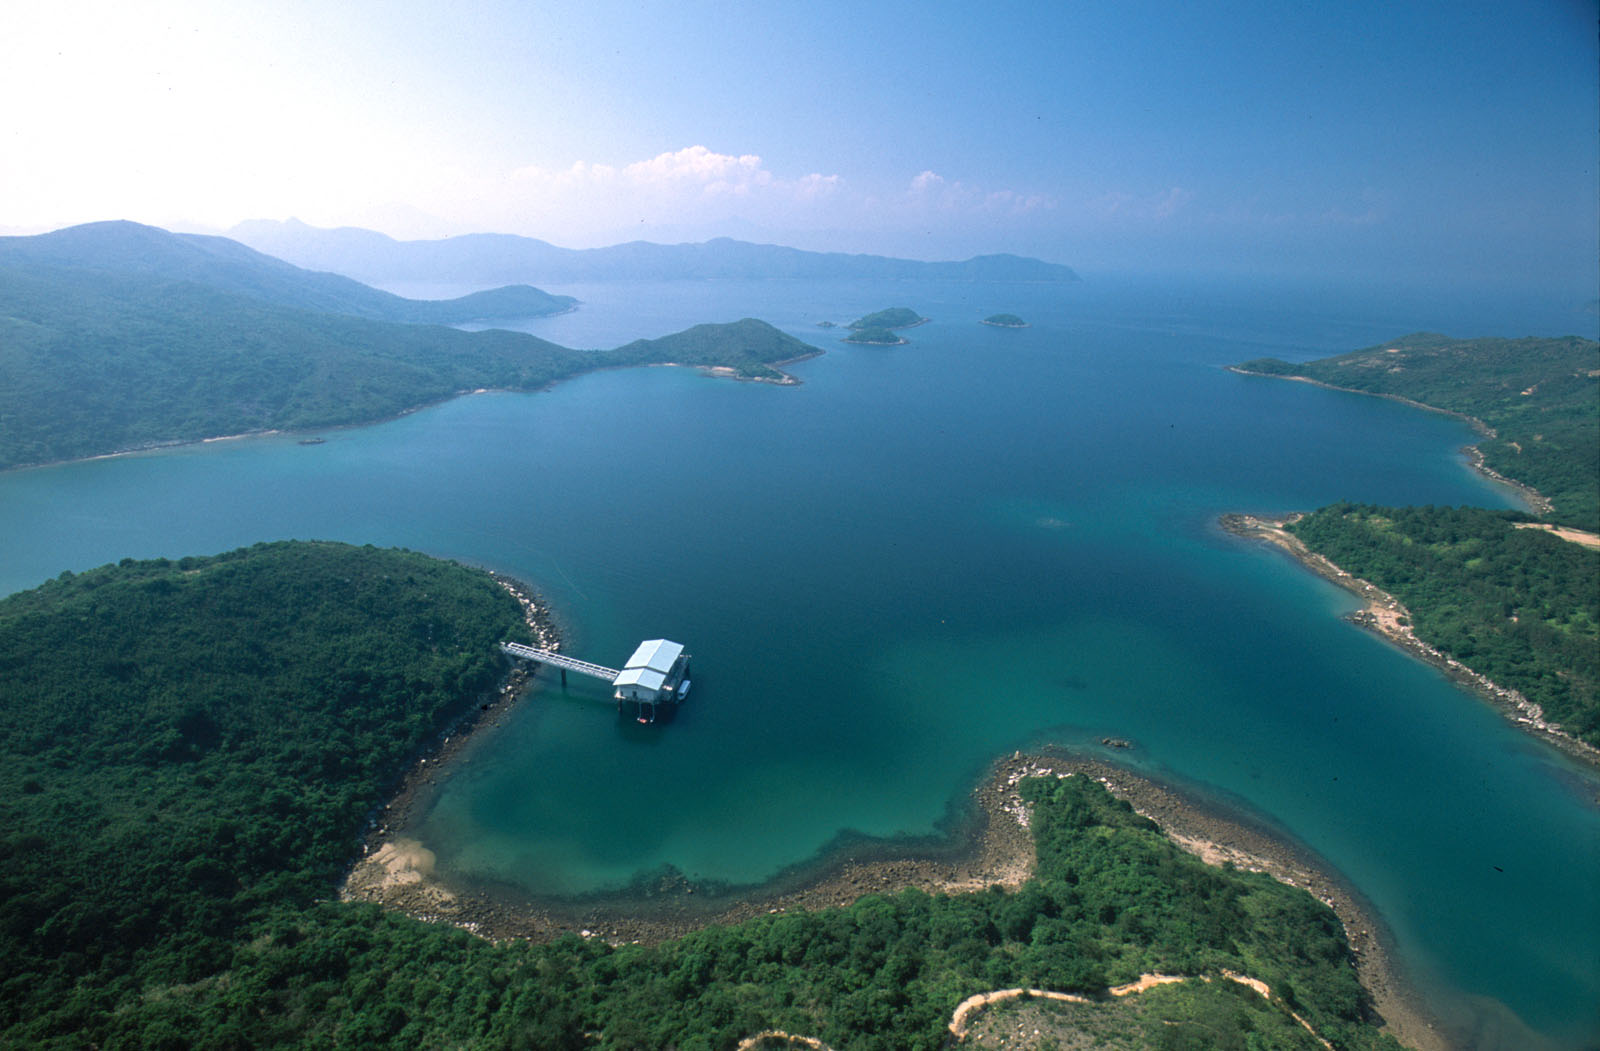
[1289, 504, 1599, 746]
[1234, 335, 1600, 749]
[229, 217, 1083, 287]
[0, 221, 576, 324]
[1235, 332, 1600, 529]
[613, 317, 820, 379]
[0, 543, 525, 1044]
[0, 257, 819, 469]
[0, 543, 1397, 1048]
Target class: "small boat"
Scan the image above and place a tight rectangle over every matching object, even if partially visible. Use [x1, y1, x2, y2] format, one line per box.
[676, 679, 691, 700]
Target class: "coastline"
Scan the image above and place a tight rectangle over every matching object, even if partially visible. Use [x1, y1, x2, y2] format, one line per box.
[343, 665, 1443, 1051]
[842, 315, 929, 345]
[1223, 365, 1554, 517]
[2, 345, 817, 476]
[840, 335, 909, 346]
[667, 347, 826, 385]
[1220, 512, 1598, 766]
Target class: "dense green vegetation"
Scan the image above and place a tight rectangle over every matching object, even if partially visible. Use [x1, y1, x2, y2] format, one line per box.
[1237, 333, 1600, 747]
[0, 542, 531, 1044]
[0, 262, 818, 470]
[842, 325, 907, 346]
[0, 220, 576, 324]
[961, 977, 1342, 1050]
[1288, 503, 1599, 746]
[982, 313, 1028, 328]
[1237, 332, 1600, 529]
[0, 545, 1397, 1049]
[849, 307, 925, 330]
[613, 318, 820, 380]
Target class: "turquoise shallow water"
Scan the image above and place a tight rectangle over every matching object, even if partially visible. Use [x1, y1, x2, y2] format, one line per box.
[1, 276, 1596, 1049]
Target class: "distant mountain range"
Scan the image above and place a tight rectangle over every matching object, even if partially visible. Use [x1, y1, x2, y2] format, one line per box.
[0, 222, 818, 469]
[0, 221, 575, 323]
[228, 218, 1081, 288]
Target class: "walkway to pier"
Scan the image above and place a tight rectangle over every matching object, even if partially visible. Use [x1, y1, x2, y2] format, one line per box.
[499, 642, 620, 683]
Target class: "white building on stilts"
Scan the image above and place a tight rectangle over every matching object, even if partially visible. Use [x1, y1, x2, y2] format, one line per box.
[611, 639, 691, 723]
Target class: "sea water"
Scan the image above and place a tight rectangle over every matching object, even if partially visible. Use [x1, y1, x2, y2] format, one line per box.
[1, 275, 1595, 1049]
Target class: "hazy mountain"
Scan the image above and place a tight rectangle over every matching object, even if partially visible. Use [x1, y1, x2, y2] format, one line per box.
[0, 233, 819, 469]
[0, 221, 575, 323]
[229, 218, 1081, 287]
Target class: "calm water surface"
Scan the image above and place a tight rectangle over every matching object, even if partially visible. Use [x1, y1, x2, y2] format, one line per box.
[2, 277, 1596, 1049]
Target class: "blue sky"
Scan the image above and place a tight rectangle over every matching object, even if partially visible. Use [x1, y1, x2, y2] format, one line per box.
[3, 0, 1595, 288]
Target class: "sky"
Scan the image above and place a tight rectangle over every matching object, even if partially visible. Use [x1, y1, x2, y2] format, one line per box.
[3, 0, 1596, 288]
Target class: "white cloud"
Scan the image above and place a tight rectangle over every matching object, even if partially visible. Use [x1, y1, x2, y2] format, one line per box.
[623, 146, 768, 186]
[906, 171, 1055, 215]
[461, 147, 846, 243]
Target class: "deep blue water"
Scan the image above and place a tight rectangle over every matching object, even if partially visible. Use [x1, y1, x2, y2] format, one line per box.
[1, 276, 1595, 1049]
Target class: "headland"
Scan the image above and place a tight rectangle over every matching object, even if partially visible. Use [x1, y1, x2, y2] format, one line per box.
[344, 593, 1444, 1050]
[1220, 512, 1599, 767]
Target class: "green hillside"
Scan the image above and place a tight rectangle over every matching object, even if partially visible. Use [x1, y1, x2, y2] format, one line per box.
[1288, 503, 1599, 746]
[0, 263, 818, 470]
[0, 221, 576, 324]
[0, 545, 1398, 1048]
[1237, 332, 1600, 529]
[849, 306, 925, 330]
[843, 325, 906, 345]
[612, 317, 821, 380]
[1236, 334, 1600, 749]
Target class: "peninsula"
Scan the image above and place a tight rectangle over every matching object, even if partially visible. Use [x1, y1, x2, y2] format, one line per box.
[0, 543, 1413, 1050]
[1231, 333, 1600, 753]
[0, 223, 821, 471]
[1232, 332, 1599, 529]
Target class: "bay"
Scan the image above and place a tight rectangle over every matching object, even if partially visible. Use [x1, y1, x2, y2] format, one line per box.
[1, 276, 1595, 1049]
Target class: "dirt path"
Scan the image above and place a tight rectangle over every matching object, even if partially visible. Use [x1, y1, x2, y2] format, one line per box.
[949, 970, 1332, 1048]
[1514, 522, 1600, 549]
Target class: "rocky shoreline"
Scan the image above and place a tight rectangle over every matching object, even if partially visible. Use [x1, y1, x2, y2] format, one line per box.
[1220, 512, 1598, 767]
[343, 664, 1444, 1050]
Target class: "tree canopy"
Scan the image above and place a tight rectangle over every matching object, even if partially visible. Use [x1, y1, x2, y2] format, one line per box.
[1288, 503, 1599, 746]
[849, 307, 925, 330]
[0, 263, 817, 469]
[0, 544, 1399, 1049]
[1237, 332, 1600, 529]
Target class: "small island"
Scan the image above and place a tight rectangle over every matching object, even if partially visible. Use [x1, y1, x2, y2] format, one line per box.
[842, 325, 909, 346]
[982, 313, 1029, 328]
[848, 306, 928, 331]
